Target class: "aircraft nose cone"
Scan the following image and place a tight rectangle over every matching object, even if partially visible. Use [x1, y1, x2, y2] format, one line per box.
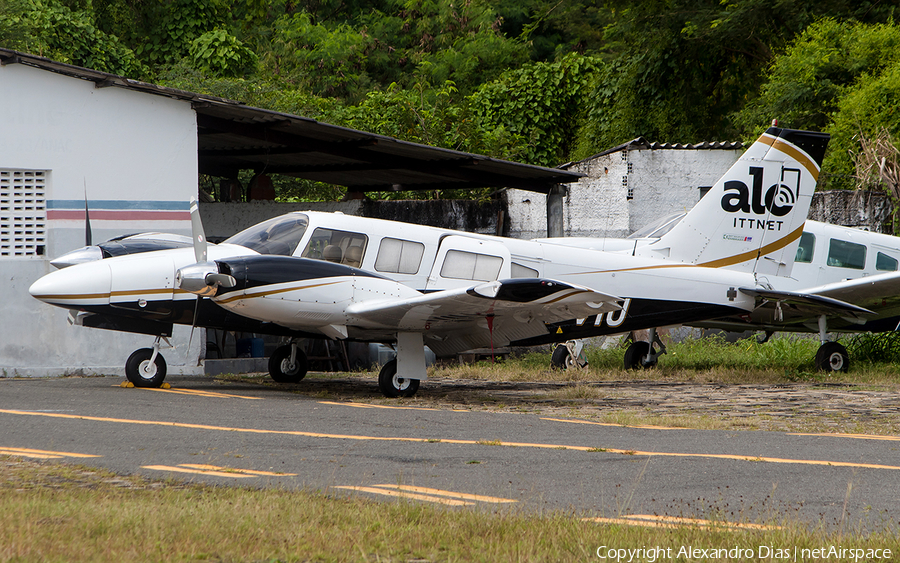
[29, 261, 111, 307]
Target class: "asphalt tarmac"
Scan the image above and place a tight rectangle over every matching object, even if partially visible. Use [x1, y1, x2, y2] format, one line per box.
[1, 374, 898, 531]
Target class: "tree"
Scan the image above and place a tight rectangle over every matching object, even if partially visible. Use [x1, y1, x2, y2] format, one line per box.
[470, 53, 600, 166]
[574, 0, 896, 157]
[2, 0, 147, 77]
[735, 19, 900, 189]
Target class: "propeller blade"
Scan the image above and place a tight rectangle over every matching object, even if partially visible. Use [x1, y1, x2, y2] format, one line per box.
[189, 197, 207, 263]
[83, 181, 92, 247]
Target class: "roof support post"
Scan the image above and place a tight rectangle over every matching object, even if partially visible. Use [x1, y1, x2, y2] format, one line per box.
[547, 184, 566, 238]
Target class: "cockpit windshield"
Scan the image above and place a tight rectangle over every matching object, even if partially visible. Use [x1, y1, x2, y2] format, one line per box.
[223, 214, 309, 256]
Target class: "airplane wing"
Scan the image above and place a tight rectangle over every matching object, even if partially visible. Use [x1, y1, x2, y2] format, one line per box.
[740, 287, 874, 321]
[346, 278, 622, 356]
[801, 271, 900, 313]
[692, 286, 877, 333]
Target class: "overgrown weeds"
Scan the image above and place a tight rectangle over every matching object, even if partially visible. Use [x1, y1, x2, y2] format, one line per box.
[427, 334, 900, 388]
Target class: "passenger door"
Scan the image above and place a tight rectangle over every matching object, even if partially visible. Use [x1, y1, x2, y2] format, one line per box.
[424, 236, 511, 291]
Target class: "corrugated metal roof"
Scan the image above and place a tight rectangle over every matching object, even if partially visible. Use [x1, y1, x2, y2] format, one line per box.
[0, 48, 579, 194]
[562, 137, 743, 169]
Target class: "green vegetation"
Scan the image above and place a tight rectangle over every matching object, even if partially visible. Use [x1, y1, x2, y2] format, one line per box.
[3, 1, 899, 202]
[2, 456, 898, 562]
[426, 333, 900, 385]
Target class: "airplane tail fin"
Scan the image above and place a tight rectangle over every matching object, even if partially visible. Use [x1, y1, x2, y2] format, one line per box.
[637, 127, 830, 279]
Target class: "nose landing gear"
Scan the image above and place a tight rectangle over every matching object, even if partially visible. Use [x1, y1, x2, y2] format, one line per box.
[125, 335, 170, 387]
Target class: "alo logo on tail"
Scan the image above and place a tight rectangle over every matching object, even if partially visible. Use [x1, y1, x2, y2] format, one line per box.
[721, 166, 800, 217]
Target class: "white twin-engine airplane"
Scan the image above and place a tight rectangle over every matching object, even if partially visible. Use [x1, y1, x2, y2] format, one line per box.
[30, 126, 856, 397]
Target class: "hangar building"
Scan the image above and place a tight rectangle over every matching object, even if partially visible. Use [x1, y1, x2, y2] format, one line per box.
[0, 48, 575, 377]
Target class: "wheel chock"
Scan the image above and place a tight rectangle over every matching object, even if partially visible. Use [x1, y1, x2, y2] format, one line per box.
[119, 381, 170, 389]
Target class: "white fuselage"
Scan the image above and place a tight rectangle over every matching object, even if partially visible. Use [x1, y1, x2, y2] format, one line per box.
[30, 210, 758, 345]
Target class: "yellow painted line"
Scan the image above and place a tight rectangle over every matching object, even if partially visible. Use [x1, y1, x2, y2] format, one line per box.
[374, 484, 517, 504]
[318, 401, 446, 412]
[135, 387, 263, 400]
[0, 449, 61, 459]
[2, 410, 897, 472]
[627, 514, 782, 530]
[142, 465, 255, 478]
[179, 464, 296, 477]
[789, 432, 900, 442]
[333, 485, 473, 506]
[0, 447, 101, 459]
[584, 514, 782, 531]
[541, 417, 688, 430]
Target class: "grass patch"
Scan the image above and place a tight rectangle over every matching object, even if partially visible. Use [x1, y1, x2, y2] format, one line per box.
[425, 335, 900, 388]
[1, 458, 897, 562]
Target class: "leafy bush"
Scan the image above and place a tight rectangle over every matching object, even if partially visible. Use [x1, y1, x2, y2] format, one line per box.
[9, 0, 147, 77]
[189, 28, 258, 77]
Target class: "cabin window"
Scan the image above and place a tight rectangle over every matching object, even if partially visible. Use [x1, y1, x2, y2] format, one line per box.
[827, 238, 866, 270]
[795, 232, 815, 263]
[301, 228, 368, 268]
[440, 250, 503, 281]
[375, 238, 425, 274]
[876, 252, 899, 272]
[0, 169, 46, 257]
[511, 262, 539, 278]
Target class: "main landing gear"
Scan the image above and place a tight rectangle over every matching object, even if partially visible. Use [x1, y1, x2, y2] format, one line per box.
[550, 340, 588, 370]
[378, 359, 420, 397]
[268, 339, 309, 383]
[623, 328, 667, 370]
[814, 315, 849, 372]
[377, 332, 427, 398]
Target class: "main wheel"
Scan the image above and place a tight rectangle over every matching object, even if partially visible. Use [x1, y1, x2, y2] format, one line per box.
[623, 341, 656, 370]
[268, 345, 308, 383]
[378, 359, 419, 398]
[815, 341, 849, 372]
[125, 348, 167, 388]
[550, 344, 574, 369]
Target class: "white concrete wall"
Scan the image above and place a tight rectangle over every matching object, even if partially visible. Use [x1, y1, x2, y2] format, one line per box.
[503, 190, 547, 240]
[628, 149, 742, 233]
[565, 152, 631, 238]
[505, 148, 741, 239]
[0, 63, 200, 377]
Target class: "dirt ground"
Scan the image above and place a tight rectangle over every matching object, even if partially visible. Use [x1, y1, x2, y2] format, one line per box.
[259, 373, 900, 434]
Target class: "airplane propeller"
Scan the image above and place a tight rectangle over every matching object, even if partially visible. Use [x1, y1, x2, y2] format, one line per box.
[175, 197, 236, 297]
[84, 181, 92, 247]
[175, 197, 236, 354]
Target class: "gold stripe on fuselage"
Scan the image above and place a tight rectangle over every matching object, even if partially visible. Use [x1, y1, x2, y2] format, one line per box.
[215, 280, 343, 305]
[697, 224, 805, 269]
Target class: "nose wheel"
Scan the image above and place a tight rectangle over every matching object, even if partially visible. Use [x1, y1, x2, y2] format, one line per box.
[125, 347, 167, 387]
[124, 335, 172, 387]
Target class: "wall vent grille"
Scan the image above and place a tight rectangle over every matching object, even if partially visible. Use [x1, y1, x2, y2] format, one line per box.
[0, 170, 47, 257]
